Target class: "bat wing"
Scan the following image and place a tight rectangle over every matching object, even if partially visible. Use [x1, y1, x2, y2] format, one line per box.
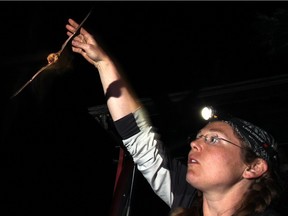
[10, 7, 94, 99]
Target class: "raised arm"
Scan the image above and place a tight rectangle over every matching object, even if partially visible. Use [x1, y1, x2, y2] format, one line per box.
[66, 18, 140, 121]
[65, 18, 196, 208]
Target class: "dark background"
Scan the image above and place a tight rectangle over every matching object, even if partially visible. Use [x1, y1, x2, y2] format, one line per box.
[1, 1, 288, 215]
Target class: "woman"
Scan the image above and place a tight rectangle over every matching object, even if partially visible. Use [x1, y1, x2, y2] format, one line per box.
[65, 18, 283, 215]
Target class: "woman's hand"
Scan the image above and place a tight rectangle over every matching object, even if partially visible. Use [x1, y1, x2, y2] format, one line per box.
[65, 18, 109, 67]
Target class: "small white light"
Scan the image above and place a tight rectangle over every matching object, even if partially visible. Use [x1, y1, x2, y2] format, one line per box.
[201, 106, 214, 120]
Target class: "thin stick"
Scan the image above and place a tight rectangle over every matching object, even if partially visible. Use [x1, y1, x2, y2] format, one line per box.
[10, 7, 94, 99]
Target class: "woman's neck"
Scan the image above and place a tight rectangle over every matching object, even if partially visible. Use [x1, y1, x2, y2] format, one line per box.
[201, 187, 247, 216]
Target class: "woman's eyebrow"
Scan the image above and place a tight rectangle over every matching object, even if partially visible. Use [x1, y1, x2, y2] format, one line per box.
[209, 128, 230, 138]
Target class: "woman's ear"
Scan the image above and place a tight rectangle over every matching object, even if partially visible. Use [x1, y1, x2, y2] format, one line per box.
[243, 158, 268, 179]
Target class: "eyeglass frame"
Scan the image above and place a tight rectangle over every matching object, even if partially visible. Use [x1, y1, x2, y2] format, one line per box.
[187, 134, 245, 149]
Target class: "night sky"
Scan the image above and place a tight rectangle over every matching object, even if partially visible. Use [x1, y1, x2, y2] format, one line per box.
[1, 1, 288, 215]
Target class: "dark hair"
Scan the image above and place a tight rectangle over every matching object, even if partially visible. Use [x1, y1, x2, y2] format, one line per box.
[233, 136, 281, 215]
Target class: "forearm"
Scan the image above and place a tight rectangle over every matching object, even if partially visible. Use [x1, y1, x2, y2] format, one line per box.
[94, 59, 141, 121]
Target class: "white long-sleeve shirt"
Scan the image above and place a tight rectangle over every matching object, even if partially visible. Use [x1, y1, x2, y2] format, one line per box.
[114, 107, 197, 209]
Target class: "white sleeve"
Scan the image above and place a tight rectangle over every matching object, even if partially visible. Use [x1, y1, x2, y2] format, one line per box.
[122, 108, 174, 207]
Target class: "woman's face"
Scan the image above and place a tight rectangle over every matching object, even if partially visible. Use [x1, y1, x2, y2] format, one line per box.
[186, 121, 248, 192]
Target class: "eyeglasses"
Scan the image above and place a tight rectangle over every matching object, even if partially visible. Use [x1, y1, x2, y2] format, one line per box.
[188, 134, 244, 149]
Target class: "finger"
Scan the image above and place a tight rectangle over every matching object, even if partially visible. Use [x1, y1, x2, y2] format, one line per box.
[72, 46, 84, 55]
[74, 35, 83, 43]
[72, 40, 85, 48]
[66, 24, 76, 33]
[67, 31, 73, 37]
[68, 18, 80, 29]
[80, 27, 91, 38]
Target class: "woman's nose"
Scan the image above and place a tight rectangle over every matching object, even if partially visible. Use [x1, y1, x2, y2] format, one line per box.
[190, 139, 201, 151]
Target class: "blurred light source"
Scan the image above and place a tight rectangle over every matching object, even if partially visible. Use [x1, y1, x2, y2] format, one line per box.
[201, 106, 218, 120]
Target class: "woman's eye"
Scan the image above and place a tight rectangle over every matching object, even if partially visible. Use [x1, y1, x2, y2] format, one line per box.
[209, 136, 219, 144]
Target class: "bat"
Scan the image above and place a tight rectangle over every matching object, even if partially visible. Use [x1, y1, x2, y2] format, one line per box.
[10, 7, 94, 99]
